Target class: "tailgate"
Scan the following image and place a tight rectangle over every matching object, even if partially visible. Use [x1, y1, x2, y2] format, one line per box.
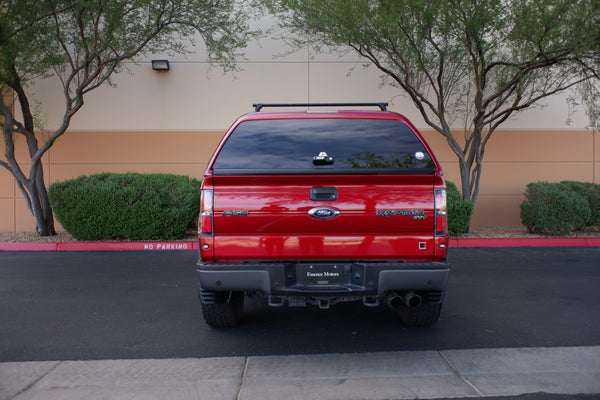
[211, 175, 436, 261]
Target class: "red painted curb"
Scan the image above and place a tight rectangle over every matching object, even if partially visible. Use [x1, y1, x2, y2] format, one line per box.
[0, 238, 600, 251]
[57, 241, 197, 251]
[0, 241, 197, 252]
[0, 242, 58, 251]
[449, 237, 597, 248]
[1, 238, 598, 252]
[586, 238, 600, 247]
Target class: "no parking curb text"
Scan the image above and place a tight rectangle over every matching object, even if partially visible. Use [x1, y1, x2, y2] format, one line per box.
[143, 242, 192, 250]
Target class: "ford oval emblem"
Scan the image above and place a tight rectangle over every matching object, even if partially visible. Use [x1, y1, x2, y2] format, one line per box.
[308, 207, 340, 219]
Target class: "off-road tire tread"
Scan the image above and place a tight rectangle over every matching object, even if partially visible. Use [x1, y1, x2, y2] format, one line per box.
[200, 291, 244, 328]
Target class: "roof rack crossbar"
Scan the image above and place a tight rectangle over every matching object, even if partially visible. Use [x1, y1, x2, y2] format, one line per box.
[252, 102, 389, 112]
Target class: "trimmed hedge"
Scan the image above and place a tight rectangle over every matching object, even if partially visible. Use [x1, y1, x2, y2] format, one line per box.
[446, 181, 474, 235]
[520, 181, 595, 236]
[560, 181, 600, 227]
[48, 172, 201, 240]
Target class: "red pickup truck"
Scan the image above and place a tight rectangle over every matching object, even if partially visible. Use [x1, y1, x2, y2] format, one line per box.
[197, 103, 450, 327]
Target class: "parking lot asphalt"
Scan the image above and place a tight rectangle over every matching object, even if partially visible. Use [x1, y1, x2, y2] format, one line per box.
[1, 241, 599, 400]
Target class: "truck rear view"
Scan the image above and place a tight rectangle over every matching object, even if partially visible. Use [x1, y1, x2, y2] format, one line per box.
[197, 103, 450, 327]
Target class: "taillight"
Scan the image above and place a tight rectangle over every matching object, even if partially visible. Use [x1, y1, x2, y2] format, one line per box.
[200, 189, 213, 235]
[435, 188, 447, 236]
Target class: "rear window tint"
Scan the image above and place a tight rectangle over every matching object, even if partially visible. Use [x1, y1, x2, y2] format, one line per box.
[213, 119, 434, 173]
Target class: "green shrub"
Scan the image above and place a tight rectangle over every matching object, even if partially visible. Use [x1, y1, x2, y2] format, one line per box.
[560, 181, 600, 227]
[446, 181, 474, 235]
[48, 172, 201, 240]
[520, 182, 591, 236]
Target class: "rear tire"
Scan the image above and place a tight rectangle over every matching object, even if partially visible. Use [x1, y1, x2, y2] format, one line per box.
[396, 302, 442, 327]
[199, 289, 244, 328]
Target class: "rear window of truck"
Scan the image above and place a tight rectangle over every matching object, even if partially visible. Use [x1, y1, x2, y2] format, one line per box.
[212, 118, 435, 174]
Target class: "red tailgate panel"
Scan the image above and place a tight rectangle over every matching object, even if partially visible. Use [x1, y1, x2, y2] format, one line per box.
[212, 234, 436, 262]
[211, 175, 435, 261]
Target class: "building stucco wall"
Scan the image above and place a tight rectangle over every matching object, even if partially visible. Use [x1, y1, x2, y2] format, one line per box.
[1, 127, 596, 232]
[1, 26, 596, 233]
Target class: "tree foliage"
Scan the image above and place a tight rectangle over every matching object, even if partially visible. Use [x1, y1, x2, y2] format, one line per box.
[0, 0, 253, 235]
[263, 0, 600, 217]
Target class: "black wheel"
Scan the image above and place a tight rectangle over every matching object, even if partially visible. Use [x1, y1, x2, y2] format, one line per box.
[199, 288, 244, 328]
[396, 302, 442, 327]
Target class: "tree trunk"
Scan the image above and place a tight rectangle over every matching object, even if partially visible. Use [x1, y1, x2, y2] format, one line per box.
[32, 164, 56, 236]
[11, 66, 57, 236]
[11, 163, 56, 236]
[447, 125, 487, 234]
[458, 160, 474, 233]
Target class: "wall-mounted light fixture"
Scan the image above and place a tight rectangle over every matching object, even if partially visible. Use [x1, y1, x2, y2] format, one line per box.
[151, 59, 170, 71]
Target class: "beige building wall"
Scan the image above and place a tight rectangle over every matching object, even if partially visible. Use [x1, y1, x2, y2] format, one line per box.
[422, 129, 598, 227]
[1, 25, 597, 233]
[2, 127, 596, 232]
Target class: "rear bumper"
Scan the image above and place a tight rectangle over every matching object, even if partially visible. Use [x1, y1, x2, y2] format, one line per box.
[197, 260, 450, 297]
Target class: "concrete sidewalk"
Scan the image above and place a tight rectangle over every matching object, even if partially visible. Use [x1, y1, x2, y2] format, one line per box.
[1, 346, 599, 400]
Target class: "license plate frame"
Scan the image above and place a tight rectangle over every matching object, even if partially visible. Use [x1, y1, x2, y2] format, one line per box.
[299, 263, 347, 287]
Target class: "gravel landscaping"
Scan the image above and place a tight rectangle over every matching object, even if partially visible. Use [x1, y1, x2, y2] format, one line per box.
[0, 231, 197, 243]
